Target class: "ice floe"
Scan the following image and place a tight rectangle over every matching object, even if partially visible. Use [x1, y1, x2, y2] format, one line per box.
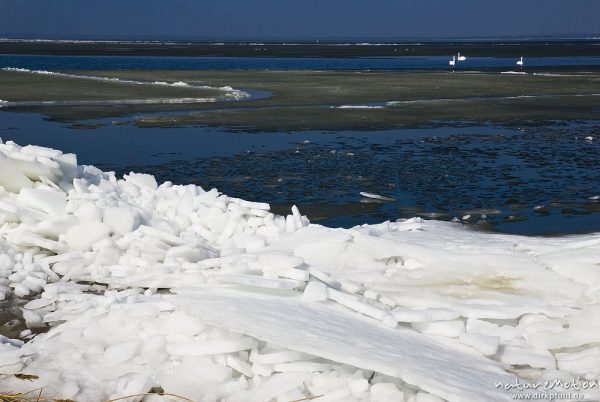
[334, 105, 385, 109]
[359, 192, 397, 202]
[0, 139, 599, 401]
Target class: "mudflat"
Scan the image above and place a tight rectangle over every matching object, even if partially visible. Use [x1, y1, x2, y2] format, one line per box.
[2, 69, 600, 130]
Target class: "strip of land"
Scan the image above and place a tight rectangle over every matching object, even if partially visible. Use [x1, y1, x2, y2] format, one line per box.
[2, 69, 600, 130]
[0, 69, 226, 102]
[2, 39, 600, 57]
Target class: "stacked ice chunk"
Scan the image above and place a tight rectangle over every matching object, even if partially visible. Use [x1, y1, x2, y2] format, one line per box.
[0, 139, 599, 402]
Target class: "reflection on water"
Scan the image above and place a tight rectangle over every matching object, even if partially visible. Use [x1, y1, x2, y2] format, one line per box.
[1, 111, 599, 235]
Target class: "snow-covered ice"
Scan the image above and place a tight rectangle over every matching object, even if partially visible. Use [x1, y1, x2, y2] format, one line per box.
[0, 139, 599, 401]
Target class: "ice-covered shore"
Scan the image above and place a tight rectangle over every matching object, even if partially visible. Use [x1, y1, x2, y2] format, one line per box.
[0, 140, 599, 402]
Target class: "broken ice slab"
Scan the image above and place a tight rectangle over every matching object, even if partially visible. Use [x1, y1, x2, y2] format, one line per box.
[173, 287, 525, 402]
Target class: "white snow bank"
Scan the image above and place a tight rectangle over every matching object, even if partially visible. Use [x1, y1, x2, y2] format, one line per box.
[0, 139, 599, 401]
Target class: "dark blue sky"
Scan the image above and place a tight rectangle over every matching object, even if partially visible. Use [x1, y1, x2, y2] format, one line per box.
[1, 0, 599, 40]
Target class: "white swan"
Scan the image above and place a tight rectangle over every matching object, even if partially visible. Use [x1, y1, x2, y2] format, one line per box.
[449, 55, 456, 67]
[457, 52, 467, 61]
[517, 56, 524, 67]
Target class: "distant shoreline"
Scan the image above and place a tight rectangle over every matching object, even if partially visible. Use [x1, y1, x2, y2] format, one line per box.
[2, 39, 600, 57]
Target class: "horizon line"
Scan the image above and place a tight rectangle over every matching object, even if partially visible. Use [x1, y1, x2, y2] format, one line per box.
[1, 34, 600, 43]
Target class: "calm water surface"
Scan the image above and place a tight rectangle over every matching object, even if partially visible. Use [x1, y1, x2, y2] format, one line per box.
[2, 54, 600, 71]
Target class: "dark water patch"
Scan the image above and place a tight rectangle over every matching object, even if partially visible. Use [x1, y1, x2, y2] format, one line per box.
[271, 202, 383, 222]
[68, 122, 107, 130]
[2, 111, 600, 236]
[100, 125, 600, 235]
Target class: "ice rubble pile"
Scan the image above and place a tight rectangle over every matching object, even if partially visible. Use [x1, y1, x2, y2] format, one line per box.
[0, 139, 599, 402]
